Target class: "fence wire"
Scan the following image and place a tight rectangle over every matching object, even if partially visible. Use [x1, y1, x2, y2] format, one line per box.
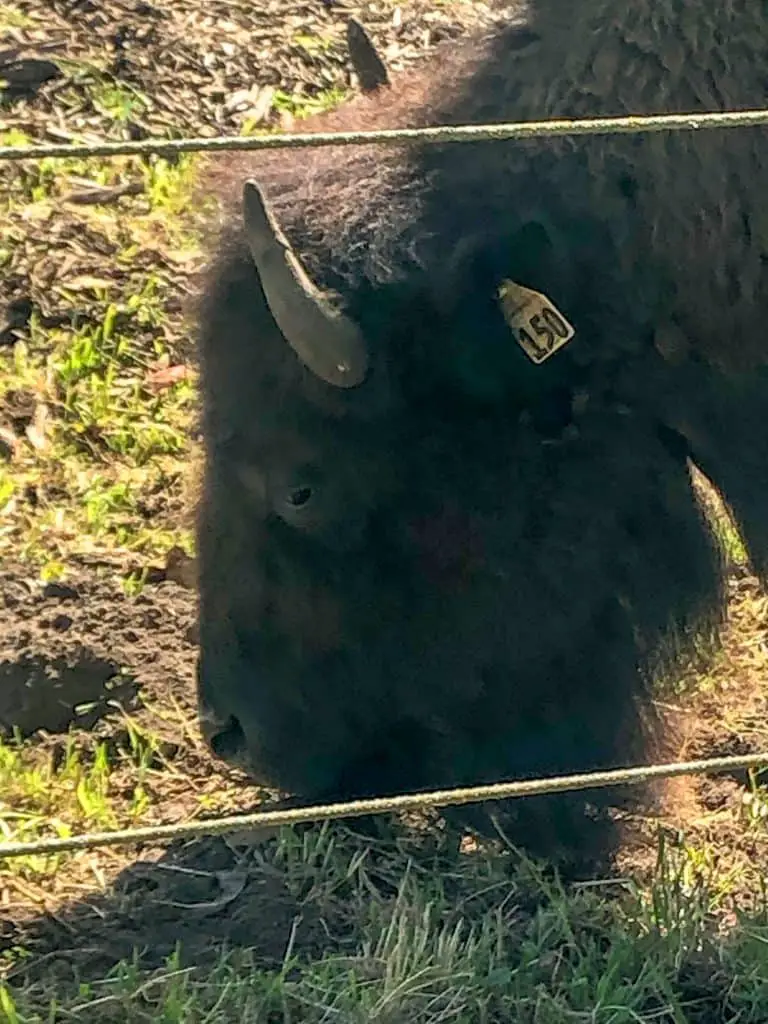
[1, 101, 767, 863]
[1, 108, 768, 163]
[0, 751, 765, 860]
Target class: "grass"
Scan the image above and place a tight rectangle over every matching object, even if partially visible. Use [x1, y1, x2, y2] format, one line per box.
[0, 3, 767, 1021]
[0, 3, 31, 31]
[0, 712, 182, 888]
[1, 823, 767, 1022]
[0, 143, 202, 566]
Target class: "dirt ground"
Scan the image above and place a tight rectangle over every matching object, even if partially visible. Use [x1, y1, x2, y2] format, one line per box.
[0, 0, 515, 987]
[0, 556, 766, 992]
[1, 0, 767, 1007]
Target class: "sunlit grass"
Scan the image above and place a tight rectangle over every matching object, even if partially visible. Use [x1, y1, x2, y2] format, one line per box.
[0, 144, 201, 565]
[0, 821, 767, 1022]
[0, 725, 157, 880]
[0, 19, 766, 1024]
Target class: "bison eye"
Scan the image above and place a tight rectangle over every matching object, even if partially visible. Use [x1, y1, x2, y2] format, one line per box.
[287, 486, 313, 508]
[276, 474, 321, 525]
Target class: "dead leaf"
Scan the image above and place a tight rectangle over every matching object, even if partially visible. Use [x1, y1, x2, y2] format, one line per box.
[19, 203, 54, 225]
[64, 181, 145, 206]
[25, 403, 50, 452]
[224, 86, 256, 115]
[158, 865, 249, 914]
[145, 364, 188, 390]
[61, 275, 116, 293]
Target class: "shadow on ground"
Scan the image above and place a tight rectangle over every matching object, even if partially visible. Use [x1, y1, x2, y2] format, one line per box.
[1, 819, 766, 1024]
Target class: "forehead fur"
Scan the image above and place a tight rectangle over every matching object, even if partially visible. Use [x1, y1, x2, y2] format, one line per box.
[195, 26, 503, 293]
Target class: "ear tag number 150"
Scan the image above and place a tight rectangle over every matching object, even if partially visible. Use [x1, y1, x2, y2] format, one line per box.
[498, 280, 576, 365]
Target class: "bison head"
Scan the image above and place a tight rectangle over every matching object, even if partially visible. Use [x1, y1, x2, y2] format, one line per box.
[194, 178, 718, 852]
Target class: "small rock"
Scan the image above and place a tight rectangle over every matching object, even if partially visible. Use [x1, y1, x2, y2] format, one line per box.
[0, 425, 17, 461]
[0, 296, 33, 344]
[165, 546, 196, 590]
[51, 614, 73, 632]
[42, 581, 80, 601]
[0, 57, 61, 96]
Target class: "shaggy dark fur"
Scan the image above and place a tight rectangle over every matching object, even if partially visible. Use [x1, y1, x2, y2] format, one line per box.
[193, 0, 768, 868]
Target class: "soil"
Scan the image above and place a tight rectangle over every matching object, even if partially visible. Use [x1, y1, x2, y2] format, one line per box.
[1, 832, 323, 981]
[0, 559, 194, 740]
[0, 0, 766, 1000]
[0, 0, 517, 988]
[0, 559, 766, 989]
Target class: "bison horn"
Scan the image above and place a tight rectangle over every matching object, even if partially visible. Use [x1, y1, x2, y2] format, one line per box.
[242, 180, 369, 389]
[346, 18, 389, 94]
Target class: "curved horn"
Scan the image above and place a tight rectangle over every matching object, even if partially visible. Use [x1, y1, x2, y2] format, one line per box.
[242, 180, 369, 389]
[346, 18, 389, 94]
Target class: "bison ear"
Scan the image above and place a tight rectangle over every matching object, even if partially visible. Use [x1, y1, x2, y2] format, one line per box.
[242, 180, 370, 389]
[426, 222, 576, 403]
[346, 18, 389, 94]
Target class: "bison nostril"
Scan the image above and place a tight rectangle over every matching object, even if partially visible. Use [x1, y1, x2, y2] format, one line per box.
[207, 714, 247, 763]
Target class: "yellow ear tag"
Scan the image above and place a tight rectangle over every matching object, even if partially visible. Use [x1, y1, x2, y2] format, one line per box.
[498, 280, 576, 365]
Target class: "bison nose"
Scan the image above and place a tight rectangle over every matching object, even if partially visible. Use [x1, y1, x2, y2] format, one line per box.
[199, 707, 248, 765]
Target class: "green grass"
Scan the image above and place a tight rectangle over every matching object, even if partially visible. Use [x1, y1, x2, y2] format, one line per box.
[272, 86, 349, 119]
[88, 80, 149, 124]
[291, 30, 336, 55]
[1, 822, 767, 1022]
[0, 144, 202, 566]
[0, 3, 32, 31]
[0, 16, 767, 1024]
[0, 67, 329, 569]
[239, 86, 350, 135]
[0, 721, 164, 878]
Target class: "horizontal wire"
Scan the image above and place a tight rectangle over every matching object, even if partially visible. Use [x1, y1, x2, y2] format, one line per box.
[1, 751, 765, 859]
[1, 108, 768, 163]
[1, 103, 766, 861]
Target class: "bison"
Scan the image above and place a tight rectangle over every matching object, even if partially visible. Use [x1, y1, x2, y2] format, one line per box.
[193, 2, 768, 867]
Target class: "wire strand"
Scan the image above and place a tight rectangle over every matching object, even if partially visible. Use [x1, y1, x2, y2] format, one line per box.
[1, 104, 767, 862]
[1, 751, 765, 860]
[2, 108, 768, 163]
